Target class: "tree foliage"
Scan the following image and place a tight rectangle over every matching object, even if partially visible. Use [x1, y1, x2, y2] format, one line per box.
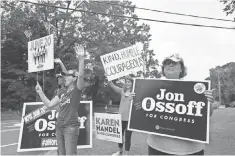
[208, 62, 235, 106]
[1, 0, 159, 110]
[220, 0, 235, 19]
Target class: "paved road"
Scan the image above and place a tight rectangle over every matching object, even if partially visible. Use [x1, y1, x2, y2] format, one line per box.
[1, 112, 48, 155]
[1, 108, 235, 155]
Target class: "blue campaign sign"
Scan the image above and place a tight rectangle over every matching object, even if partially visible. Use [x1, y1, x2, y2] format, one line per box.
[128, 78, 210, 143]
[17, 101, 93, 152]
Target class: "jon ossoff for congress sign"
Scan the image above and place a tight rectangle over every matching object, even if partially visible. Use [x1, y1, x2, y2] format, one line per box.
[128, 79, 211, 143]
[17, 101, 92, 152]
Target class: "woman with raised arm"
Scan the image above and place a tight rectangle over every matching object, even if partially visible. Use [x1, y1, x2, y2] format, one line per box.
[108, 76, 135, 156]
[35, 44, 85, 155]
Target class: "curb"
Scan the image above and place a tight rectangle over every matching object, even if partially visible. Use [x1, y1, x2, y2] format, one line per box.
[40, 150, 57, 155]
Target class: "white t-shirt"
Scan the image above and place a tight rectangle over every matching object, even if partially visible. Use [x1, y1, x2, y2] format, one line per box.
[147, 134, 205, 155]
[147, 76, 205, 154]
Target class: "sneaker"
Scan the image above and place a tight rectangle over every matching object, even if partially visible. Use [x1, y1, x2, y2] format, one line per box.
[112, 151, 123, 156]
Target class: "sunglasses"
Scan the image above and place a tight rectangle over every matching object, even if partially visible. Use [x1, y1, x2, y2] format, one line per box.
[65, 74, 76, 77]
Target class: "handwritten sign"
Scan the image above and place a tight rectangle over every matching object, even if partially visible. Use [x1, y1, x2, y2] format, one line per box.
[28, 34, 54, 72]
[100, 43, 144, 81]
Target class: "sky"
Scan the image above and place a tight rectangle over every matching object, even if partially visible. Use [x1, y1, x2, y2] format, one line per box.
[19, 0, 234, 80]
[130, 0, 235, 80]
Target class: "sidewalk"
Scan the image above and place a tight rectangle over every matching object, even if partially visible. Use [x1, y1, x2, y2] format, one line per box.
[1, 110, 21, 121]
[43, 106, 149, 155]
[43, 132, 148, 155]
[43, 108, 235, 155]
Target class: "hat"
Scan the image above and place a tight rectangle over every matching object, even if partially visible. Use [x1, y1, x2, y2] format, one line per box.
[61, 70, 78, 77]
[163, 54, 184, 64]
[55, 73, 63, 78]
[124, 75, 134, 82]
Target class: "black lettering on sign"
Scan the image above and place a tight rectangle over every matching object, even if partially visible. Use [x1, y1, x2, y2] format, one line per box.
[104, 57, 143, 76]
[102, 53, 121, 65]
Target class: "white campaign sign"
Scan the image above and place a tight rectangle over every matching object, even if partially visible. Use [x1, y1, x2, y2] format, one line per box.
[100, 43, 144, 81]
[94, 113, 122, 143]
[28, 34, 54, 72]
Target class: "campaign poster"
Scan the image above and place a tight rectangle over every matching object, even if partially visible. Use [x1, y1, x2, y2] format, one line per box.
[17, 101, 92, 152]
[128, 78, 211, 143]
[94, 113, 122, 143]
[28, 34, 54, 72]
[100, 43, 144, 81]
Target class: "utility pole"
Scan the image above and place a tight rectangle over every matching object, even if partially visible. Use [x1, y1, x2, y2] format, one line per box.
[218, 71, 222, 105]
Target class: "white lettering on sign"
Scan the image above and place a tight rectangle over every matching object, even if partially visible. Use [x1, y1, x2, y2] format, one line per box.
[34, 111, 87, 132]
[34, 119, 56, 132]
[78, 116, 87, 129]
[141, 89, 206, 117]
[24, 114, 33, 123]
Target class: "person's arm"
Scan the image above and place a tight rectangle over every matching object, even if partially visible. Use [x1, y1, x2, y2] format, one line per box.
[204, 90, 214, 116]
[74, 44, 85, 90]
[108, 81, 122, 95]
[210, 104, 214, 116]
[54, 58, 67, 72]
[36, 82, 60, 108]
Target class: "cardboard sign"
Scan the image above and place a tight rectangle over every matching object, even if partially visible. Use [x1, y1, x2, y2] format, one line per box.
[100, 43, 144, 81]
[28, 34, 54, 72]
[17, 101, 92, 152]
[128, 78, 210, 143]
[94, 113, 122, 143]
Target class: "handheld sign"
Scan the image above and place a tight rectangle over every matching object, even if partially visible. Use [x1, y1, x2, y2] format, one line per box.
[100, 43, 144, 81]
[94, 113, 122, 143]
[28, 34, 54, 72]
[17, 101, 92, 152]
[128, 78, 210, 143]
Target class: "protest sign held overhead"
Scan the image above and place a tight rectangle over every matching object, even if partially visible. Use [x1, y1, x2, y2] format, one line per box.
[128, 79, 211, 143]
[95, 113, 122, 143]
[17, 101, 92, 152]
[100, 43, 144, 81]
[28, 34, 54, 72]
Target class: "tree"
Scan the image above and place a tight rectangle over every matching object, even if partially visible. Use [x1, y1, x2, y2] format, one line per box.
[1, 0, 158, 110]
[220, 0, 235, 20]
[208, 62, 235, 106]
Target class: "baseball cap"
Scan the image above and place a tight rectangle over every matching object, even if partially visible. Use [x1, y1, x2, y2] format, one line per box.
[163, 54, 184, 64]
[55, 73, 63, 78]
[61, 70, 78, 77]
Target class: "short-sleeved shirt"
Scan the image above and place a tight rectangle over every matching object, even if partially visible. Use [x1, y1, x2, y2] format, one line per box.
[52, 88, 66, 111]
[57, 87, 82, 127]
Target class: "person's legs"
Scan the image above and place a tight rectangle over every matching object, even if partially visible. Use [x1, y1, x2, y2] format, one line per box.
[113, 121, 126, 155]
[121, 121, 131, 155]
[56, 126, 66, 155]
[118, 121, 127, 152]
[148, 145, 172, 155]
[124, 128, 132, 154]
[64, 125, 79, 155]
